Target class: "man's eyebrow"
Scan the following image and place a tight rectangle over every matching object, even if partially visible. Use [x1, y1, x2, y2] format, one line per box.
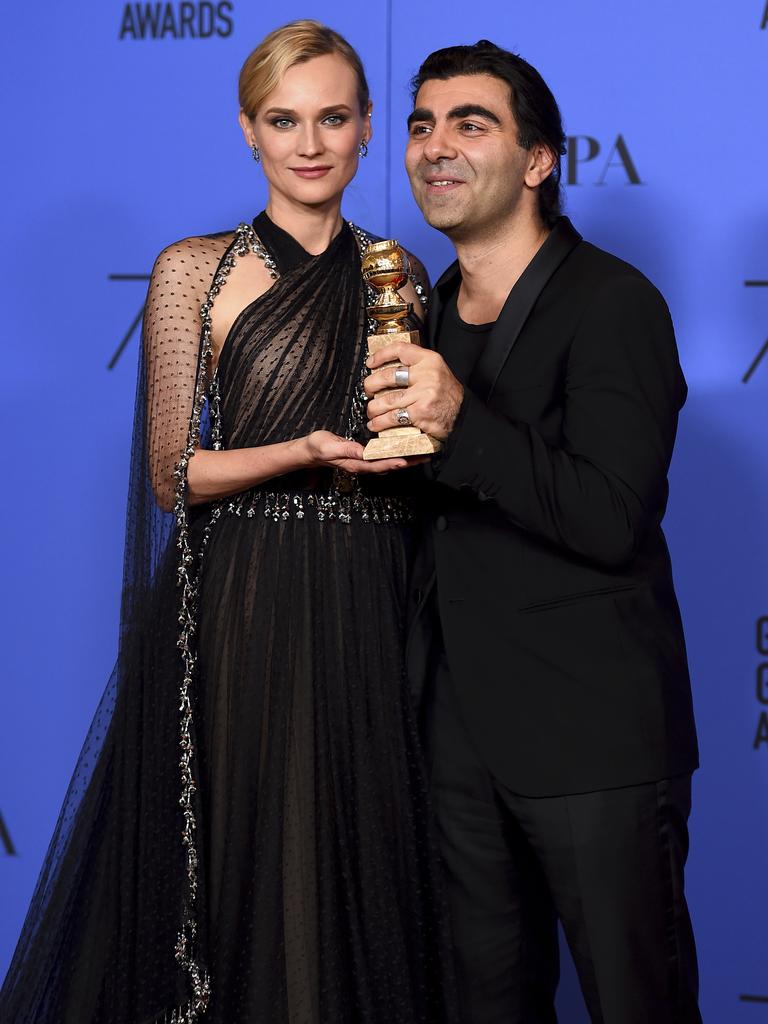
[407, 107, 434, 128]
[407, 103, 503, 129]
[447, 103, 502, 125]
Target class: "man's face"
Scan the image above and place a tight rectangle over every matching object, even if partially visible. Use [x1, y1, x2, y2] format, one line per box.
[405, 74, 534, 240]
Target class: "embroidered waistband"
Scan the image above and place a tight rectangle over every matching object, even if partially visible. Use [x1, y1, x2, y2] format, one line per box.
[222, 489, 415, 524]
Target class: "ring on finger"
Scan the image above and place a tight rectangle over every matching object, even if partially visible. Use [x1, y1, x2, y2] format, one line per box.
[395, 407, 412, 427]
[394, 366, 410, 388]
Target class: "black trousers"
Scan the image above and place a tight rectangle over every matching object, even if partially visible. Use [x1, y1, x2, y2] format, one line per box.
[424, 649, 702, 1024]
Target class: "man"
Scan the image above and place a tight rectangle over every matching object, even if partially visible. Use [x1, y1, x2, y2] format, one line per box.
[365, 41, 701, 1024]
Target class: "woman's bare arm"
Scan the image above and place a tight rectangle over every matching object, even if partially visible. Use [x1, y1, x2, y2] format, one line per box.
[186, 430, 417, 505]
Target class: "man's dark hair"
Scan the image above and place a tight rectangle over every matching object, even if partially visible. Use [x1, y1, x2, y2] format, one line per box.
[411, 41, 566, 226]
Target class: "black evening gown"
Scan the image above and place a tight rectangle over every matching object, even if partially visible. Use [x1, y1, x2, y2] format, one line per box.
[0, 214, 457, 1023]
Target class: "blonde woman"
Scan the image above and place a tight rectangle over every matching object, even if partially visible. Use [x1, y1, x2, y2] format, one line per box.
[0, 21, 458, 1024]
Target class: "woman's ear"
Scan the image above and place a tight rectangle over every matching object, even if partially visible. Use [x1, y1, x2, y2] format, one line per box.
[238, 109, 256, 148]
[363, 101, 373, 145]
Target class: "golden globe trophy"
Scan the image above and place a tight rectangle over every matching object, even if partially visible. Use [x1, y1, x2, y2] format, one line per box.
[362, 239, 441, 460]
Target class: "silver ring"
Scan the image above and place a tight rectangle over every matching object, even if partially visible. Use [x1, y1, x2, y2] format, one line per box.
[394, 366, 410, 387]
[395, 408, 412, 427]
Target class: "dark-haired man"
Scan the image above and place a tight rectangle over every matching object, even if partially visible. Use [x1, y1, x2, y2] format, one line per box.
[365, 41, 701, 1024]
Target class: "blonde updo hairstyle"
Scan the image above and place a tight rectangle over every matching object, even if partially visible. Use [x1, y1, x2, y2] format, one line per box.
[239, 19, 370, 119]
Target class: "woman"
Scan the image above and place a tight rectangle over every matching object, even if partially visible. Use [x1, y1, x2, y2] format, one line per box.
[0, 20, 457, 1024]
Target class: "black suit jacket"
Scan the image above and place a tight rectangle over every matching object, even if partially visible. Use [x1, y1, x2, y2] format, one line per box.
[407, 217, 699, 797]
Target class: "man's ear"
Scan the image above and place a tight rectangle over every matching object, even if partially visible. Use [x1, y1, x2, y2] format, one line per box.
[525, 144, 557, 188]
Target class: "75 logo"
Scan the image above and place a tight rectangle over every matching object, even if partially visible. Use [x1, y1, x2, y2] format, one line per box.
[742, 279, 768, 383]
[107, 273, 150, 370]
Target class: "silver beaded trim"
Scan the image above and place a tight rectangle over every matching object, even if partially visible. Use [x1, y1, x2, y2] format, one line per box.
[153, 1004, 201, 1023]
[233, 220, 278, 277]
[222, 488, 414, 524]
[170, 223, 284, 1015]
[409, 273, 428, 310]
[345, 222, 377, 449]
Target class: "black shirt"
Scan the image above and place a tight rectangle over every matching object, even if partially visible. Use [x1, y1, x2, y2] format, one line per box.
[438, 290, 495, 386]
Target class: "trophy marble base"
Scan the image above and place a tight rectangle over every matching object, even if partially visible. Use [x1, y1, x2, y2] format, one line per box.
[363, 429, 441, 460]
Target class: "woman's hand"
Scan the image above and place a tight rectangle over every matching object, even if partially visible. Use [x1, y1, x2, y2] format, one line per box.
[185, 431, 426, 506]
[301, 430, 426, 474]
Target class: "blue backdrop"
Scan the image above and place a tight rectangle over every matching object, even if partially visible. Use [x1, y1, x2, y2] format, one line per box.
[2, 1, 767, 1018]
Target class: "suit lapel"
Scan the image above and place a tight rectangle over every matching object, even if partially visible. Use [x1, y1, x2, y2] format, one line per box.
[426, 259, 460, 351]
[467, 217, 582, 399]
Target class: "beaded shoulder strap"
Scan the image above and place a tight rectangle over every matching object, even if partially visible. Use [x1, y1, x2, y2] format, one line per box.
[169, 222, 275, 1021]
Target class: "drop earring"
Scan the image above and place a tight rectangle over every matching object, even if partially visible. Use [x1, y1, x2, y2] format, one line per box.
[358, 140, 369, 158]
[251, 144, 260, 164]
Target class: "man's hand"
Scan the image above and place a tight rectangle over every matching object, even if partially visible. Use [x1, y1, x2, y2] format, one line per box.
[364, 344, 464, 441]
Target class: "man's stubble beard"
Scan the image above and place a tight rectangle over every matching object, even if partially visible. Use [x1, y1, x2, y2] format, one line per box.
[420, 204, 466, 237]
[418, 192, 512, 246]
[414, 187, 477, 242]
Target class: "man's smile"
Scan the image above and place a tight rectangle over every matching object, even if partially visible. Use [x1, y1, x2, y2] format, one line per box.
[425, 181, 463, 194]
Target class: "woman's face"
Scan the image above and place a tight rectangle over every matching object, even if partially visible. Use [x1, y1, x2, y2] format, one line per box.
[241, 52, 372, 210]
